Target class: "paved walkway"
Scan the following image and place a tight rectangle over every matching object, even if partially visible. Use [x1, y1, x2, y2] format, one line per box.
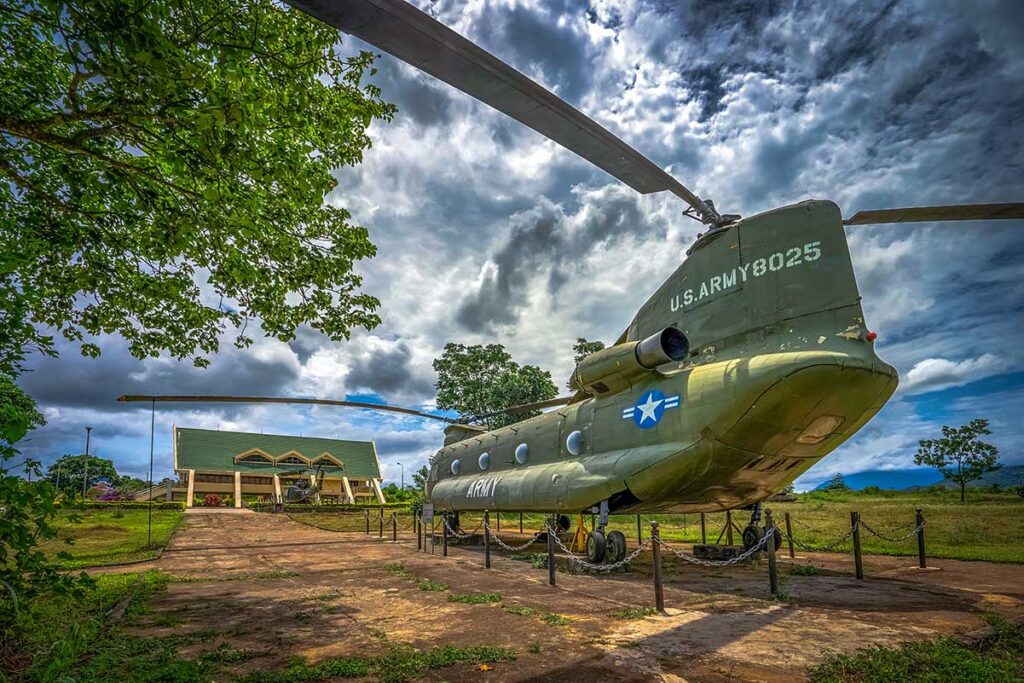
[110, 510, 1023, 682]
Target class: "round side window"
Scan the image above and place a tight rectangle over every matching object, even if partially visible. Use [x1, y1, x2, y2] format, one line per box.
[514, 443, 528, 465]
[566, 430, 585, 456]
[450, 459, 461, 475]
[478, 452, 490, 470]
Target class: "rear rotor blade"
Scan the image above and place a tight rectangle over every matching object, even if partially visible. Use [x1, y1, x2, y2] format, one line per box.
[843, 203, 1024, 225]
[285, 0, 720, 224]
[117, 395, 457, 423]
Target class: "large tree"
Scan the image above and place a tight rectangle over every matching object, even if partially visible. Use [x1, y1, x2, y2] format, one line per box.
[45, 453, 122, 498]
[433, 343, 557, 429]
[1, 0, 394, 374]
[914, 419, 1000, 502]
[0, 0, 393, 619]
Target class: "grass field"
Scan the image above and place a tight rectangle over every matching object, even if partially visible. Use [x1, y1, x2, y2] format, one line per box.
[291, 490, 1024, 563]
[38, 508, 184, 568]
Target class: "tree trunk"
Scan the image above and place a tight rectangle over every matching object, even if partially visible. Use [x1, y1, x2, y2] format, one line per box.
[960, 481, 966, 502]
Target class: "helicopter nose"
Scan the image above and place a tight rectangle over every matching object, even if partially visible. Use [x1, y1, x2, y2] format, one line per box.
[717, 351, 897, 458]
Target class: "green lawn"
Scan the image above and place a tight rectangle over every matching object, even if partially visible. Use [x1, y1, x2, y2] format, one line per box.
[448, 492, 1024, 564]
[39, 508, 184, 568]
[285, 491, 1023, 563]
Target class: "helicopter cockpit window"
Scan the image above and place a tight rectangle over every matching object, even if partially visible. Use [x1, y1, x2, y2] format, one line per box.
[451, 459, 461, 475]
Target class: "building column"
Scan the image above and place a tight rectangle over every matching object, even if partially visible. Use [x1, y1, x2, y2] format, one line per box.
[185, 469, 195, 507]
[234, 471, 242, 508]
[372, 478, 386, 504]
[272, 473, 282, 504]
[341, 476, 355, 504]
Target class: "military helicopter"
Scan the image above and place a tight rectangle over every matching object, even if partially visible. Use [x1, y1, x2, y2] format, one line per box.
[284, 462, 325, 504]
[120, 0, 1024, 564]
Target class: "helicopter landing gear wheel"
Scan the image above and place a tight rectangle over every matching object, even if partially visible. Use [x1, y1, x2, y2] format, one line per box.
[556, 514, 571, 533]
[586, 530, 606, 563]
[606, 530, 627, 563]
[742, 524, 764, 550]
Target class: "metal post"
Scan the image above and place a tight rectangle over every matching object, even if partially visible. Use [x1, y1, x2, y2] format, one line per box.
[636, 514, 642, 546]
[391, 512, 397, 542]
[546, 518, 556, 586]
[443, 513, 449, 557]
[147, 400, 155, 548]
[726, 510, 734, 546]
[765, 510, 779, 597]
[519, 512, 523, 534]
[365, 509, 370, 534]
[496, 511, 500, 532]
[82, 426, 92, 504]
[784, 512, 795, 559]
[484, 511, 491, 569]
[700, 512, 707, 544]
[651, 521, 665, 613]
[430, 519, 436, 555]
[417, 515, 422, 550]
[916, 508, 926, 569]
[378, 507, 384, 539]
[851, 511, 864, 580]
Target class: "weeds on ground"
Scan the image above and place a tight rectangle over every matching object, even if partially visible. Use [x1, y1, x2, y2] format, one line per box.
[448, 592, 502, 604]
[540, 612, 570, 626]
[502, 604, 537, 616]
[527, 642, 542, 653]
[608, 606, 658, 620]
[415, 578, 449, 592]
[238, 645, 516, 683]
[809, 616, 1024, 682]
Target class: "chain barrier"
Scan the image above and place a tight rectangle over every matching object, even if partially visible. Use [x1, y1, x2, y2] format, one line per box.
[547, 522, 653, 572]
[778, 522, 857, 552]
[483, 522, 543, 552]
[859, 519, 925, 543]
[441, 515, 482, 539]
[656, 527, 775, 567]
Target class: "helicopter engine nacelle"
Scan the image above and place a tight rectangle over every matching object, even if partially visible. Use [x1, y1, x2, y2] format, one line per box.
[570, 327, 690, 396]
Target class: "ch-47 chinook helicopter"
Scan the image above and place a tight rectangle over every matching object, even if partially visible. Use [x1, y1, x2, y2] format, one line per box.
[120, 0, 1024, 564]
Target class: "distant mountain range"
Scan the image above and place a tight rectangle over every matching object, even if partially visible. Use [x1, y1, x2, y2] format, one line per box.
[810, 465, 1024, 491]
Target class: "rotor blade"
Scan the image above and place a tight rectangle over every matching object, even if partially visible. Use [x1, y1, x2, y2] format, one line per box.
[468, 396, 574, 422]
[117, 395, 457, 423]
[843, 203, 1024, 225]
[285, 0, 719, 224]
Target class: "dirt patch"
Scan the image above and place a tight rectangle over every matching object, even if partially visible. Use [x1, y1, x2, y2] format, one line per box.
[98, 511, 1024, 682]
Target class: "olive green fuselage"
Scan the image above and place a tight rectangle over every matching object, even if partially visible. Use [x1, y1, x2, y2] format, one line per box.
[427, 200, 898, 514]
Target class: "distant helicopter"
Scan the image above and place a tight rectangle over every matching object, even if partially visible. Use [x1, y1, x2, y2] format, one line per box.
[284, 463, 325, 504]
[120, 0, 1024, 564]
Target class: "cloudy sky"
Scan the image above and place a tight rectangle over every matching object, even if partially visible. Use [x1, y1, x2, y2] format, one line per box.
[18, 0, 1024, 490]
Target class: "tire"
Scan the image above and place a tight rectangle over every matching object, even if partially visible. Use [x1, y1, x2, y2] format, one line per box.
[586, 530, 606, 563]
[556, 514, 572, 533]
[742, 524, 764, 550]
[772, 525, 783, 551]
[606, 530, 627, 563]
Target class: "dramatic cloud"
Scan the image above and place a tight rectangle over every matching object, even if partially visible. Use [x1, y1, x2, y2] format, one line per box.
[902, 354, 1005, 394]
[16, 0, 1024, 489]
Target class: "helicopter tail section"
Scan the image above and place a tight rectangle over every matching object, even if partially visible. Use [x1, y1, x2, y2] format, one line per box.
[627, 200, 869, 360]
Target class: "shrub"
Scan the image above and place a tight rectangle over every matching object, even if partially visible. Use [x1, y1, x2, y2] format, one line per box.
[202, 494, 221, 508]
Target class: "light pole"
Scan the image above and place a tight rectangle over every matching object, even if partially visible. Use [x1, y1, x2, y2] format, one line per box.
[81, 426, 93, 503]
[398, 462, 404, 490]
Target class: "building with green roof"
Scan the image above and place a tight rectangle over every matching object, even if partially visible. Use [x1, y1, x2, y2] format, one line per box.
[173, 426, 386, 507]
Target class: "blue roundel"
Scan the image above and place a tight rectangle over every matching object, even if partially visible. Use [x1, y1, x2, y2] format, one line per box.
[633, 390, 667, 429]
